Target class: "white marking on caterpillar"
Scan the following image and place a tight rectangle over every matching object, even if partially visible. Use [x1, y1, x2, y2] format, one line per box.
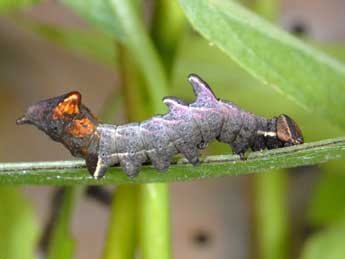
[257, 130, 277, 137]
[93, 157, 103, 179]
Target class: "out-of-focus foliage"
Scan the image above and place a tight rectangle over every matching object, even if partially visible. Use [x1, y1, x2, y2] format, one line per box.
[151, 0, 187, 73]
[0, 0, 40, 12]
[0, 187, 39, 259]
[61, 0, 140, 44]
[254, 0, 279, 21]
[62, 0, 125, 42]
[16, 19, 117, 66]
[47, 187, 80, 259]
[178, 0, 345, 130]
[255, 171, 289, 259]
[103, 186, 137, 259]
[308, 161, 345, 226]
[301, 222, 345, 259]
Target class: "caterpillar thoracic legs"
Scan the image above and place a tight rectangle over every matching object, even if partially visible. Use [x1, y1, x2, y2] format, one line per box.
[17, 74, 304, 179]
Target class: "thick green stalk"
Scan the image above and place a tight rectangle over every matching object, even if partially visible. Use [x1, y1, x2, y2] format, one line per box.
[0, 186, 38, 259]
[255, 171, 289, 259]
[103, 185, 138, 259]
[139, 183, 171, 259]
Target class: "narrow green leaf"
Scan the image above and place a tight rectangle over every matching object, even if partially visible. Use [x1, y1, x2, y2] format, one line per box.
[173, 35, 345, 142]
[301, 222, 345, 259]
[178, 0, 345, 129]
[61, 0, 141, 45]
[1, 137, 344, 185]
[47, 187, 81, 259]
[62, 0, 126, 43]
[0, 187, 39, 259]
[0, 0, 40, 12]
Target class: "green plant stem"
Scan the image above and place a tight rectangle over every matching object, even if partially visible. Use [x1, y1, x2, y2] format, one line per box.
[102, 185, 137, 259]
[118, 45, 152, 121]
[47, 187, 82, 259]
[255, 170, 289, 259]
[100, 45, 142, 258]
[107, 2, 172, 259]
[1, 137, 344, 185]
[139, 183, 171, 259]
[109, 0, 169, 113]
[0, 187, 39, 259]
[151, 0, 187, 75]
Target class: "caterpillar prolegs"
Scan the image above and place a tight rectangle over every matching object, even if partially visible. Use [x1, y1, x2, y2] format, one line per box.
[17, 74, 304, 179]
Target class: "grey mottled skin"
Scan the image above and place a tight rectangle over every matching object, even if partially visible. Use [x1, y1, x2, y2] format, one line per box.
[16, 74, 303, 179]
[93, 74, 275, 178]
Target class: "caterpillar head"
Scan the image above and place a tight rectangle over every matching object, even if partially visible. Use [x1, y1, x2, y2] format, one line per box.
[16, 91, 99, 157]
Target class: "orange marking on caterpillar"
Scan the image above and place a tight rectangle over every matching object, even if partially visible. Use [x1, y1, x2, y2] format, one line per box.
[67, 117, 96, 138]
[52, 92, 81, 120]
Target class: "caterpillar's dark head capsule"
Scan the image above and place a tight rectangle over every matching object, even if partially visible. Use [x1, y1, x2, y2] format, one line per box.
[16, 91, 82, 140]
[276, 114, 304, 145]
[16, 91, 99, 157]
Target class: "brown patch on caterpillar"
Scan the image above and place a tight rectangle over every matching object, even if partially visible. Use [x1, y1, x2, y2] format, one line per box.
[276, 114, 304, 145]
[67, 117, 96, 138]
[51, 91, 81, 120]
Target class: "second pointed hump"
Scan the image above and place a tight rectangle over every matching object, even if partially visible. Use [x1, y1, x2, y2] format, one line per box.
[163, 96, 188, 112]
[188, 74, 217, 106]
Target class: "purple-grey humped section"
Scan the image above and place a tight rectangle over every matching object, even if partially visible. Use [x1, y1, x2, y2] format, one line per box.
[95, 74, 270, 178]
[17, 74, 304, 179]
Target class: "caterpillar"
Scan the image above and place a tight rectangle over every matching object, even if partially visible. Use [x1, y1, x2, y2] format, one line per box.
[16, 74, 303, 179]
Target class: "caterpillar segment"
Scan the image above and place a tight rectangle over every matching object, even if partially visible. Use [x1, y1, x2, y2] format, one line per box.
[17, 74, 304, 179]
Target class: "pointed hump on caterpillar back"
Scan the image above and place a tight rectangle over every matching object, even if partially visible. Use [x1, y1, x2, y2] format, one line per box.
[188, 74, 218, 106]
[51, 91, 81, 120]
[162, 96, 189, 112]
